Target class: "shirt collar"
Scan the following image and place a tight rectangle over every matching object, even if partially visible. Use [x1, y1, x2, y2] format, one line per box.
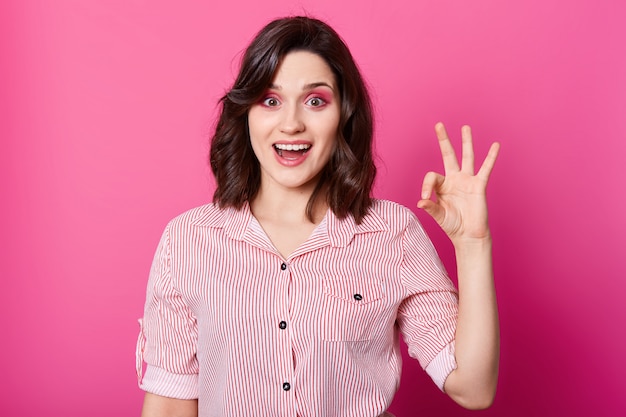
[189, 202, 252, 241]
[326, 204, 389, 247]
[190, 201, 389, 248]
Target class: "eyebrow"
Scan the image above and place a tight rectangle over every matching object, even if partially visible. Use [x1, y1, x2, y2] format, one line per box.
[268, 82, 335, 91]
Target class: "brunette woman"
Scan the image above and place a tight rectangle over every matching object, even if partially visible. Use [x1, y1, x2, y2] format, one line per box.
[138, 16, 499, 417]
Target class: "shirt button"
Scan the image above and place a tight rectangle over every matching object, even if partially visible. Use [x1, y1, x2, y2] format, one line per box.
[282, 382, 291, 391]
[279, 321, 287, 330]
[353, 293, 363, 301]
[280, 262, 287, 271]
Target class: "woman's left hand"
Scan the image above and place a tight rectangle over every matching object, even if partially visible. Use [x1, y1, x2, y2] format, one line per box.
[417, 122, 500, 245]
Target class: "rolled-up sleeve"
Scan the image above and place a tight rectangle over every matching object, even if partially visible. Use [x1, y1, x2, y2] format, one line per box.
[396, 215, 459, 391]
[136, 225, 199, 399]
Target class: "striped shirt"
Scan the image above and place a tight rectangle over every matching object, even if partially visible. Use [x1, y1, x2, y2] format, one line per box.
[136, 199, 459, 417]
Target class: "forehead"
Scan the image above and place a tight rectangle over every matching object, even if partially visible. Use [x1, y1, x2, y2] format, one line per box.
[271, 51, 337, 89]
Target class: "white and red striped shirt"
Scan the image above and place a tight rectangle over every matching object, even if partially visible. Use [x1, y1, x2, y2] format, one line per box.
[136, 199, 458, 417]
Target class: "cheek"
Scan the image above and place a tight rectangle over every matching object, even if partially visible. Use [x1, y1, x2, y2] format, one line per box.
[317, 108, 340, 135]
[247, 125, 269, 155]
[323, 134, 338, 162]
[247, 107, 271, 135]
[246, 118, 263, 156]
[327, 116, 341, 147]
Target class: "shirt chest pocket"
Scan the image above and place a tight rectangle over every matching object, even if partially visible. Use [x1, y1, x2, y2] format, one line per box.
[319, 277, 385, 342]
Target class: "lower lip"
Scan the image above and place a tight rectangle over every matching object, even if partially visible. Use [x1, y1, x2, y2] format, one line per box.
[273, 148, 310, 167]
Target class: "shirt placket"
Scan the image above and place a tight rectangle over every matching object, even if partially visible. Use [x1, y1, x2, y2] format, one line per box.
[241, 211, 337, 416]
[276, 258, 297, 416]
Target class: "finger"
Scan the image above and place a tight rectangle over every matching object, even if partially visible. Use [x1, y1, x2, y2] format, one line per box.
[434, 122, 460, 175]
[420, 171, 445, 200]
[460, 125, 475, 174]
[417, 199, 445, 225]
[477, 142, 501, 181]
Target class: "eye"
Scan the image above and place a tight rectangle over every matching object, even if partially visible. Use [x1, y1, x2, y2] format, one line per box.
[261, 97, 281, 107]
[306, 96, 326, 107]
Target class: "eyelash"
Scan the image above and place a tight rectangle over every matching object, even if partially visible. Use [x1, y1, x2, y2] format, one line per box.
[261, 97, 281, 107]
[260, 95, 328, 108]
[306, 96, 326, 107]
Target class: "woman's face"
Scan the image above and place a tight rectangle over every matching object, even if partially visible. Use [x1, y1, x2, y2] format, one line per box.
[248, 50, 341, 194]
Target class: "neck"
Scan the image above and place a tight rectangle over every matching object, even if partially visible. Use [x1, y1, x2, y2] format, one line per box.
[251, 182, 328, 226]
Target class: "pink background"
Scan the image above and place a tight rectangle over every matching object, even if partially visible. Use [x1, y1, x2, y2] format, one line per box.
[2, 0, 625, 415]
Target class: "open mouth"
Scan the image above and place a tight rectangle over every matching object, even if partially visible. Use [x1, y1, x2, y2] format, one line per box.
[273, 143, 311, 159]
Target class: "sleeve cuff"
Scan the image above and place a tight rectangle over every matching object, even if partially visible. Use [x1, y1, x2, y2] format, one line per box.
[140, 365, 199, 400]
[424, 341, 457, 391]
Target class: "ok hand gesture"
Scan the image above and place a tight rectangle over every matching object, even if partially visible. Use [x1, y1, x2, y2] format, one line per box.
[417, 123, 500, 245]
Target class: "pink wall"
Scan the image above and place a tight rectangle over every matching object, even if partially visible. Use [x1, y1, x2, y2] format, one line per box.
[2, 0, 625, 415]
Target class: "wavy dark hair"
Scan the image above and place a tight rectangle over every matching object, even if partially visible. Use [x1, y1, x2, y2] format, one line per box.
[210, 16, 376, 224]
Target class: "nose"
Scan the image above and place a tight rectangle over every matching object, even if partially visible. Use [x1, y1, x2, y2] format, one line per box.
[279, 104, 305, 134]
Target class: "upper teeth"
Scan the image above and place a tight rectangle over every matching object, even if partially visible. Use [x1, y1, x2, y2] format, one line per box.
[274, 144, 311, 151]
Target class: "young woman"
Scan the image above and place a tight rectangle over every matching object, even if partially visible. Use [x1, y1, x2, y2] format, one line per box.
[137, 16, 500, 417]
